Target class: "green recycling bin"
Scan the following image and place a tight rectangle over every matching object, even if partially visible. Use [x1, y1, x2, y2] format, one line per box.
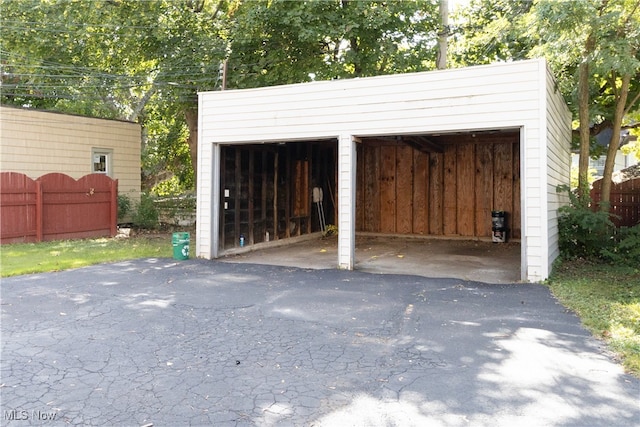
[172, 232, 190, 260]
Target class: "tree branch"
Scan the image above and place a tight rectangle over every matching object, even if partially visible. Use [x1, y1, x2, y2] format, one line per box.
[623, 88, 640, 117]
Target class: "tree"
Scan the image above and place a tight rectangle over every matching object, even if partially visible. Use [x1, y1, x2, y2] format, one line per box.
[449, 0, 534, 67]
[226, 0, 440, 88]
[529, 0, 640, 206]
[1, 0, 230, 190]
[452, 0, 640, 207]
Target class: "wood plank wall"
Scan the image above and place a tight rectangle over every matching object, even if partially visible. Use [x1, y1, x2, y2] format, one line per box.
[356, 134, 521, 239]
[220, 142, 336, 250]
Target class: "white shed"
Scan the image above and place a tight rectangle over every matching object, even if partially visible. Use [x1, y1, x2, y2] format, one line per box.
[196, 58, 571, 282]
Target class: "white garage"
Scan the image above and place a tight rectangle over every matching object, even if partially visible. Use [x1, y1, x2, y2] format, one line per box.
[196, 58, 571, 282]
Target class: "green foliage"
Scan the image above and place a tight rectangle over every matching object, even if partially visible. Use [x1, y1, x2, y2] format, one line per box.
[450, 0, 534, 66]
[151, 176, 189, 197]
[1, 0, 227, 187]
[117, 194, 133, 221]
[556, 185, 616, 259]
[132, 193, 159, 230]
[602, 225, 640, 268]
[557, 185, 640, 266]
[143, 102, 194, 192]
[227, 0, 439, 88]
[569, 165, 598, 190]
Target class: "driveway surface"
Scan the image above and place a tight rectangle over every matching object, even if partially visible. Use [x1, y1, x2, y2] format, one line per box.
[1, 258, 638, 426]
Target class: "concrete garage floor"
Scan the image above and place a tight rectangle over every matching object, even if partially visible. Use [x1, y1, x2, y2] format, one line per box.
[221, 234, 522, 284]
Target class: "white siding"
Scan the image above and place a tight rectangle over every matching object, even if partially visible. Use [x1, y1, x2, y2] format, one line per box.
[0, 106, 141, 199]
[196, 92, 214, 258]
[198, 58, 571, 282]
[337, 134, 357, 269]
[545, 67, 573, 278]
[200, 61, 541, 143]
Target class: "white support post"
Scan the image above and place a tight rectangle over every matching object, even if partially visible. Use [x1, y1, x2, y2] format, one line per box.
[211, 143, 221, 258]
[337, 134, 357, 270]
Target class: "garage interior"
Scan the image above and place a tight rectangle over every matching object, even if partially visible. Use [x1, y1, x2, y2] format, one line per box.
[219, 129, 521, 249]
[217, 129, 521, 279]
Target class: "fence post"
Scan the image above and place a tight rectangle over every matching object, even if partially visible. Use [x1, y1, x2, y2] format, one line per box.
[36, 180, 43, 242]
[110, 179, 118, 237]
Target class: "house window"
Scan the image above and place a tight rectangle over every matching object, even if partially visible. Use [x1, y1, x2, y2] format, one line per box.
[92, 148, 113, 176]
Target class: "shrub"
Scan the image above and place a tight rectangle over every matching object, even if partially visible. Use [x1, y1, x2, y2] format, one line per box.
[117, 194, 132, 222]
[602, 225, 640, 268]
[132, 193, 159, 229]
[151, 175, 186, 197]
[557, 185, 616, 260]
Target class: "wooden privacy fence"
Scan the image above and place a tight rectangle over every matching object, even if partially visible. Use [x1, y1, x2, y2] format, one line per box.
[1, 172, 118, 244]
[591, 177, 640, 228]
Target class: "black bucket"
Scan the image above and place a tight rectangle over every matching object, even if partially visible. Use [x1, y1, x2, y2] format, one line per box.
[491, 211, 507, 243]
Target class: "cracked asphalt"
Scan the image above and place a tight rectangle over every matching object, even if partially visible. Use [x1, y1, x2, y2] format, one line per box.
[1, 258, 639, 426]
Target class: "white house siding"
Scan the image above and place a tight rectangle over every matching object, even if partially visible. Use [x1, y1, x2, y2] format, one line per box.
[198, 58, 570, 282]
[544, 68, 573, 277]
[195, 92, 215, 257]
[0, 106, 141, 199]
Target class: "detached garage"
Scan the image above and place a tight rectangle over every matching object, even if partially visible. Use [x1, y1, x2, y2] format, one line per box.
[196, 58, 571, 282]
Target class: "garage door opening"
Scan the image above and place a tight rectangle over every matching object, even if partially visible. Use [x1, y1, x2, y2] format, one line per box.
[217, 130, 522, 282]
[218, 140, 337, 251]
[356, 129, 521, 241]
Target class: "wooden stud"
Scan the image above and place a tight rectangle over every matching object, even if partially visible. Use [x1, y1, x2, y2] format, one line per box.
[512, 142, 521, 239]
[356, 144, 364, 231]
[261, 151, 268, 241]
[273, 150, 279, 240]
[234, 149, 241, 246]
[307, 143, 313, 234]
[248, 149, 255, 244]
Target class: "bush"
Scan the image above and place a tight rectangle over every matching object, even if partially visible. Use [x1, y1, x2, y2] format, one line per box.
[117, 194, 132, 222]
[132, 193, 159, 229]
[557, 185, 616, 260]
[602, 225, 640, 268]
[151, 175, 187, 197]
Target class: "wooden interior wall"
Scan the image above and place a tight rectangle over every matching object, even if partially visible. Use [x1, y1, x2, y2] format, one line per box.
[220, 142, 336, 250]
[356, 134, 521, 239]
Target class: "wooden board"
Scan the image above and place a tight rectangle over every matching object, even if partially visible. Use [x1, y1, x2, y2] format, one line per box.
[443, 145, 457, 235]
[475, 143, 494, 237]
[429, 152, 444, 234]
[363, 145, 380, 232]
[395, 145, 413, 233]
[379, 145, 396, 233]
[412, 150, 429, 234]
[494, 143, 513, 215]
[456, 143, 475, 236]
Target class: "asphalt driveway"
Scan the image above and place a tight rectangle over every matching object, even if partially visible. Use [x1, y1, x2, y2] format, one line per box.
[1, 258, 638, 426]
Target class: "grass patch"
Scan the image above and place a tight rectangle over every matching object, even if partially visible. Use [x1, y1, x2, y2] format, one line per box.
[548, 260, 640, 377]
[1, 235, 173, 277]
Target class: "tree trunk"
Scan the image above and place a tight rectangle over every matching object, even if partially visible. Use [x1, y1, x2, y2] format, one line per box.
[577, 33, 595, 202]
[437, 0, 448, 70]
[577, 60, 591, 201]
[184, 108, 198, 188]
[599, 73, 631, 209]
